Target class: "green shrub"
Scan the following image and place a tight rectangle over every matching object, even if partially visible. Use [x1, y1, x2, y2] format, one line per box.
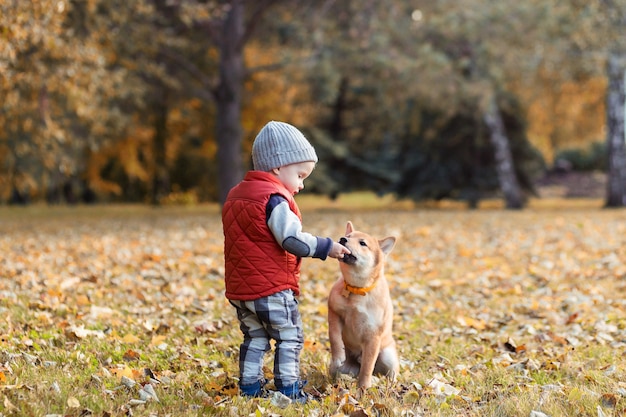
[555, 142, 606, 171]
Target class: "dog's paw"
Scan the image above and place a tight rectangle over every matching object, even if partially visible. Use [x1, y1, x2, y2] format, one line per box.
[329, 360, 344, 379]
[338, 362, 360, 377]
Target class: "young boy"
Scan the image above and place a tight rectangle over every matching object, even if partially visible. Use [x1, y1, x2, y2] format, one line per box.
[222, 121, 350, 403]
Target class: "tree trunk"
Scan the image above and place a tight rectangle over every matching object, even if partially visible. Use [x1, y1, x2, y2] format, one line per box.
[151, 90, 169, 206]
[329, 76, 349, 136]
[605, 53, 626, 208]
[483, 94, 525, 209]
[216, 0, 245, 206]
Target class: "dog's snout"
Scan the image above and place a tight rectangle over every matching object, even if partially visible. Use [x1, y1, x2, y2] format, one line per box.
[339, 237, 347, 246]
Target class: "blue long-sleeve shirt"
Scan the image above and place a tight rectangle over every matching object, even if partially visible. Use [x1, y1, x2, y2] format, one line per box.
[266, 194, 333, 260]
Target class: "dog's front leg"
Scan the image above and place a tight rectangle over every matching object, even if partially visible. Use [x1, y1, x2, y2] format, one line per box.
[328, 308, 345, 380]
[357, 336, 381, 389]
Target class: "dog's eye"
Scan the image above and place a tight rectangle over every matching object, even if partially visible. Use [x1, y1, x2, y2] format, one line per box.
[359, 240, 367, 247]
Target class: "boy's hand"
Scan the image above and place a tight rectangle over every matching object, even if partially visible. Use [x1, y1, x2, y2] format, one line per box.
[328, 241, 351, 259]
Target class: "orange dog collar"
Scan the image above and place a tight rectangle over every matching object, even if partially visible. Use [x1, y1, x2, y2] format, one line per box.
[342, 282, 376, 297]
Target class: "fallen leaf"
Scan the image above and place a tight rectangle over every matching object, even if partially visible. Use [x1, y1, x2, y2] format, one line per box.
[428, 378, 461, 397]
[122, 349, 141, 361]
[122, 334, 141, 344]
[67, 396, 80, 408]
[4, 395, 17, 411]
[65, 325, 105, 340]
[271, 391, 291, 409]
[600, 393, 617, 408]
[457, 315, 487, 330]
[304, 339, 322, 352]
[150, 335, 167, 346]
[110, 366, 135, 380]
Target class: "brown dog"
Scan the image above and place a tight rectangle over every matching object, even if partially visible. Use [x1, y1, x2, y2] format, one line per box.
[328, 221, 399, 389]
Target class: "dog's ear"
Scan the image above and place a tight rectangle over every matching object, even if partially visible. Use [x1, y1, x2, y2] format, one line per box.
[379, 236, 396, 255]
[346, 221, 354, 234]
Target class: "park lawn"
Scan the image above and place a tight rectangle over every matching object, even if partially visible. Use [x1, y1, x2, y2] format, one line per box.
[1, 197, 625, 416]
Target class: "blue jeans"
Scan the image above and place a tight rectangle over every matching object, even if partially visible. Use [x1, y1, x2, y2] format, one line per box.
[229, 290, 304, 390]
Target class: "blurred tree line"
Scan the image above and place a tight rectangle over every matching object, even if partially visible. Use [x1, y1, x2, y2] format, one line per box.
[1, 0, 625, 208]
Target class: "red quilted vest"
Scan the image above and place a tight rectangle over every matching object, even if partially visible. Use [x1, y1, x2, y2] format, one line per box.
[222, 171, 303, 300]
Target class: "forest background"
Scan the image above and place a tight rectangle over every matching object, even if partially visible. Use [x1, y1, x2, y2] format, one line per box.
[2, 0, 626, 208]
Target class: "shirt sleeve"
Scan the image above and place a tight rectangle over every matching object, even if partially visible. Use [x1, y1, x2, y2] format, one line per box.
[266, 194, 332, 259]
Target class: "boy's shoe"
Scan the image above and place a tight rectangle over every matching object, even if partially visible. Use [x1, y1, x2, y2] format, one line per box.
[276, 380, 312, 404]
[239, 378, 267, 398]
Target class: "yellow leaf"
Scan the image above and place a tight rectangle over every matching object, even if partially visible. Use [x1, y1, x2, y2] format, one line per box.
[122, 334, 140, 344]
[317, 304, 328, 315]
[457, 245, 473, 257]
[110, 366, 134, 380]
[75, 295, 91, 306]
[150, 335, 167, 346]
[403, 390, 420, 403]
[568, 387, 583, 402]
[262, 366, 274, 380]
[47, 288, 63, 298]
[457, 316, 486, 330]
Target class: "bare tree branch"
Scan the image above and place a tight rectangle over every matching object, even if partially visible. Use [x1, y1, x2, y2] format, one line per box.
[193, 18, 223, 48]
[245, 61, 284, 76]
[241, 0, 283, 48]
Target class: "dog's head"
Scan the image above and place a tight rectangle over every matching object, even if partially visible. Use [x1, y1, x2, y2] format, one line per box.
[338, 221, 395, 281]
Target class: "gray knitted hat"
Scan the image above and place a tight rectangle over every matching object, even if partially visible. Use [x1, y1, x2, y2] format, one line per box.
[252, 121, 318, 171]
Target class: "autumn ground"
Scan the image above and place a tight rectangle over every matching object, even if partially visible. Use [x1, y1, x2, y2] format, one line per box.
[1, 195, 626, 417]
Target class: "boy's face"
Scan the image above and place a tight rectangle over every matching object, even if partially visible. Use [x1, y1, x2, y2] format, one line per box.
[272, 161, 316, 195]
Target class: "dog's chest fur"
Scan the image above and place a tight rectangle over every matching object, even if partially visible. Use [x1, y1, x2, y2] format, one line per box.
[333, 281, 392, 343]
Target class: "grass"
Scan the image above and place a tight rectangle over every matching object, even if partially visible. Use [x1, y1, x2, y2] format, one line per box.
[1, 196, 625, 416]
